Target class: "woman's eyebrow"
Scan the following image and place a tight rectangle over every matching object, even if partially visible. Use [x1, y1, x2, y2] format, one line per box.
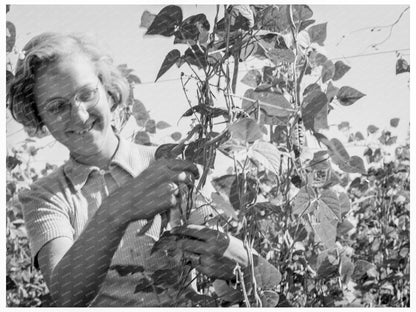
[42, 83, 96, 105]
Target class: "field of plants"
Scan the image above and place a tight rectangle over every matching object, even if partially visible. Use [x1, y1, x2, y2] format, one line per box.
[6, 4, 410, 307]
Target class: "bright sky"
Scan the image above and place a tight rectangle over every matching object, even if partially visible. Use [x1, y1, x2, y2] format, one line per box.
[5, 3, 411, 167]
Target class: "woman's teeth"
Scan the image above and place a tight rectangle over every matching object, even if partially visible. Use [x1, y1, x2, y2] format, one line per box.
[73, 122, 94, 135]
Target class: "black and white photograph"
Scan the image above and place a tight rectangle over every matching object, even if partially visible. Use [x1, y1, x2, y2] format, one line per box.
[5, 3, 411, 308]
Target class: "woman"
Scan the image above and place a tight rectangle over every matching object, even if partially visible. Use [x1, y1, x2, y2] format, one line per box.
[8, 32, 280, 307]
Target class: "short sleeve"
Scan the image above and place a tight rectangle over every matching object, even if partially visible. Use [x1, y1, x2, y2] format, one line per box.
[19, 184, 74, 269]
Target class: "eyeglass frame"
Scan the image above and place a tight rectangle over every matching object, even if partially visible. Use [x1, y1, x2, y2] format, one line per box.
[42, 81, 101, 119]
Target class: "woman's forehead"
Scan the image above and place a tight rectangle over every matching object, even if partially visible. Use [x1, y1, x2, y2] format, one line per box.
[37, 55, 97, 87]
[34, 54, 98, 102]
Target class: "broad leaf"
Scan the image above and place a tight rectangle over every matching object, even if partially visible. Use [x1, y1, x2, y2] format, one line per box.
[327, 138, 350, 166]
[211, 174, 257, 211]
[339, 155, 366, 174]
[239, 40, 258, 61]
[6, 21, 16, 53]
[174, 14, 210, 44]
[396, 58, 410, 75]
[132, 99, 149, 127]
[313, 218, 338, 249]
[140, 10, 156, 28]
[336, 86, 365, 106]
[292, 186, 317, 216]
[367, 125, 379, 134]
[211, 192, 238, 220]
[155, 49, 181, 82]
[291, 5, 313, 24]
[249, 140, 290, 174]
[321, 60, 335, 83]
[314, 100, 329, 131]
[333, 60, 351, 81]
[242, 89, 293, 121]
[308, 22, 327, 46]
[262, 66, 275, 84]
[301, 90, 328, 130]
[354, 131, 365, 141]
[267, 48, 295, 64]
[182, 45, 207, 69]
[213, 280, 244, 304]
[351, 260, 376, 281]
[315, 248, 340, 278]
[272, 125, 288, 145]
[6, 155, 22, 171]
[299, 19, 315, 32]
[146, 5, 182, 36]
[337, 219, 355, 236]
[228, 118, 263, 145]
[255, 5, 290, 33]
[127, 74, 141, 84]
[156, 121, 171, 129]
[312, 219, 338, 248]
[318, 189, 342, 221]
[339, 192, 351, 217]
[390, 118, 400, 128]
[310, 150, 330, 170]
[145, 119, 156, 134]
[303, 83, 321, 96]
[241, 69, 262, 88]
[326, 81, 339, 102]
[211, 175, 237, 206]
[340, 258, 354, 284]
[338, 121, 350, 131]
[134, 131, 151, 145]
[309, 51, 327, 67]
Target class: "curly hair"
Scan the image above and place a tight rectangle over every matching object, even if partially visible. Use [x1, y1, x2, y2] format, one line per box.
[8, 32, 129, 132]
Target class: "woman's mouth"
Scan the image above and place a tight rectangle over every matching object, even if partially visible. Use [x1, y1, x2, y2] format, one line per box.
[69, 120, 96, 135]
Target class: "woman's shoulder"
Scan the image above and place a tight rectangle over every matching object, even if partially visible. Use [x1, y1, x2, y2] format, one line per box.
[29, 164, 67, 190]
[19, 163, 71, 202]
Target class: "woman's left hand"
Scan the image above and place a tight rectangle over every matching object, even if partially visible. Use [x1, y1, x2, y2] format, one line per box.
[169, 225, 252, 280]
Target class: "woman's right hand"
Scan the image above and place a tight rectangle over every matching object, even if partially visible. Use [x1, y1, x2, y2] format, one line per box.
[110, 158, 199, 226]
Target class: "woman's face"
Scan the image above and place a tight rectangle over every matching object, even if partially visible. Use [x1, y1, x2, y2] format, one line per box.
[34, 54, 116, 162]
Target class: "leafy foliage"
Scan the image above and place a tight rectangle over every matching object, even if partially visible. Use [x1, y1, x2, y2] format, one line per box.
[6, 4, 409, 308]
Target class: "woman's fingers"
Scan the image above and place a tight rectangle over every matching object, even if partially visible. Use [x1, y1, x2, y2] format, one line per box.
[174, 172, 195, 187]
[144, 182, 180, 216]
[182, 251, 236, 280]
[171, 225, 229, 249]
[165, 159, 200, 179]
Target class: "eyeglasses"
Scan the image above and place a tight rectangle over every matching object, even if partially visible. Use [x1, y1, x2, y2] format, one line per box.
[43, 82, 100, 118]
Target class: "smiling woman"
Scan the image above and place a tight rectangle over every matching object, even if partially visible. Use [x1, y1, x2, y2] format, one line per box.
[7, 32, 200, 306]
[7, 31, 280, 307]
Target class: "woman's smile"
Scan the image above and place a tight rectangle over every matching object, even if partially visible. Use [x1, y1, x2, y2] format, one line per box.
[34, 53, 119, 166]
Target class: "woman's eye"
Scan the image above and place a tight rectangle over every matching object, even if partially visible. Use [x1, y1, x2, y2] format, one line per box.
[47, 100, 67, 114]
[78, 89, 96, 102]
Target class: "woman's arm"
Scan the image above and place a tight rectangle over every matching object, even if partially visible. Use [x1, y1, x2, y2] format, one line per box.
[45, 195, 131, 306]
[38, 159, 199, 306]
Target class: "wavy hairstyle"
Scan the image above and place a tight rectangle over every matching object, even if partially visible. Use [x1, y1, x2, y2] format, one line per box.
[8, 32, 129, 132]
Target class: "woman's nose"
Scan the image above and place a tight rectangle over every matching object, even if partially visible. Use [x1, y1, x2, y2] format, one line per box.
[69, 102, 90, 124]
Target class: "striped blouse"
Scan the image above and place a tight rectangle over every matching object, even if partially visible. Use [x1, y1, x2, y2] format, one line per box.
[19, 135, 187, 306]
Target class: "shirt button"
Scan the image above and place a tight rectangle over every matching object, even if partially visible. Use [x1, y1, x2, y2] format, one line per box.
[99, 169, 106, 175]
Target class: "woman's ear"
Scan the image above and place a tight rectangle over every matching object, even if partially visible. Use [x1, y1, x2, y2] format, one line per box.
[107, 91, 118, 112]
